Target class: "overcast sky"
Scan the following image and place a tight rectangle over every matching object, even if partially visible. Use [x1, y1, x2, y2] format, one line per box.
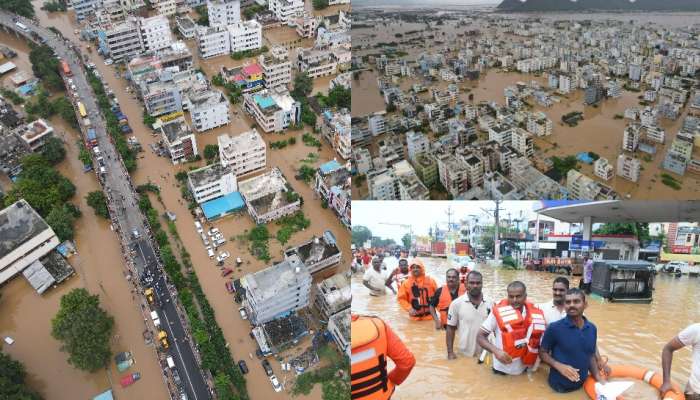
[353, 201, 572, 243]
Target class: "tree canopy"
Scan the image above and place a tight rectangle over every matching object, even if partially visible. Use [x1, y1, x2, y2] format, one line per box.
[0, 352, 42, 400]
[292, 73, 313, 100]
[352, 226, 372, 248]
[0, 0, 34, 18]
[594, 222, 650, 243]
[51, 288, 115, 372]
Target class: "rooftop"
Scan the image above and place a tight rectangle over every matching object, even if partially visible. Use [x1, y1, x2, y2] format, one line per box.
[188, 162, 234, 188]
[243, 254, 311, 302]
[0, 200, 52, 260]
[239, 167, 288, 201]
[286, 232, 341, 269]
[22, 119, 52, 141]
[160, 116, 192, 144]
[188, 88, 226, 108]
[218, 129, 265, 155]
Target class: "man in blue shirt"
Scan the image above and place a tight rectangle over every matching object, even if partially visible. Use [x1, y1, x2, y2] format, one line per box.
[540, 288, 607, 393]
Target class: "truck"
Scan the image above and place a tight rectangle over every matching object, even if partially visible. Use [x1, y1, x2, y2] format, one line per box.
[455, 242, 471, 256]
[86, 128, 97, 147]
[158, 331, 169, 349]
[431, 241, 446, 257]
[59, 60, 72, 77]
[120, 372, 141, 388]
[150, 310, 161, 327]
[144, 288, 155, 304]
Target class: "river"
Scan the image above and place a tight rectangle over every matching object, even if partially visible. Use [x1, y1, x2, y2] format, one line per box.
[352, 257, 700, 399]
[13, 3, 349, 399]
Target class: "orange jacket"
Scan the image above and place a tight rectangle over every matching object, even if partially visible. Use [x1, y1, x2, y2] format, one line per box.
[436, 284, 465, 326]
[492, 300, 546, 366]
[351, 315, 416, 399]
[397, 259, 437, 321]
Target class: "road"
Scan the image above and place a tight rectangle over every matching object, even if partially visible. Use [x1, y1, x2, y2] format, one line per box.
[0, 12, 211, 400]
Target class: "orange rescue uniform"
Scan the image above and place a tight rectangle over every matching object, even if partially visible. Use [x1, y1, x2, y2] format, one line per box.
[434, 284, 465, 327]
[397, 259, 438, 321]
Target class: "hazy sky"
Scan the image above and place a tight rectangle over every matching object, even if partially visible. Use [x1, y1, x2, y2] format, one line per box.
[352, 201, 572, 243]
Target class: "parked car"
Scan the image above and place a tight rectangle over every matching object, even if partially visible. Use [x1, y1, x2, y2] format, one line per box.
[225, 281, 234, 293]
[663, 261, 689, 273]
[261, 360, 273, 376]
[207, 246, 214, 258]
[104, 58, 114, 65]
[270, 375, 282, 392]
[238, 307, 248, 320]
[238, 360, 249, 374]
[216, 251, 230, 263]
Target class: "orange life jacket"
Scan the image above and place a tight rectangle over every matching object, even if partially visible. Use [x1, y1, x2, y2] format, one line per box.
[437, 284, 465, 326]
[492, 300, 546, 366]
[408, 282, 432, 318]
[394, 269, 410, 287]
[351, 316, 394, 400]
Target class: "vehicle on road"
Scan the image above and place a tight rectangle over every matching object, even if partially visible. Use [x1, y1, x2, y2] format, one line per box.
[195, 221, 203, 234]
[172, 367, 182, 386]
[262, 360, 273, 376]
[217, 251, 230, 263]
[238, 307, 248, 320]
[221, 268, 233, 277]
[158, 331, 169, 349]
[120, 372, 141, 388]
[166, 356, 175, 369]
[238, 360, 249, 374]
[663, 261, 689, 274]
[145, 288, 155, 304]
[207, 246, 214, 258]
[225, 281, 234, 293]
[132, 229, 140, 239]
[150, 310, 161, 327]
[270, 375, 282, 392]
[105, 58, 113, 65]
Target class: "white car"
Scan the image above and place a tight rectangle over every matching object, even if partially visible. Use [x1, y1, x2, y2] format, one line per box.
[104, 58, 114, 65]
[207, 246, 214, 258]
[270, 375, 282, 392]
[238, 307, 248, 320]
[216, 251, 230, 263]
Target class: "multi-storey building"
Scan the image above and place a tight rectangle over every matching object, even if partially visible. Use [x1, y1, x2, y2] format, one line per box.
[436, 153, 468, 198]
[187, 162, 238, 204]
[259, 47, 292, 90]
[207, 0, 241, 26]
[228, 20, 262, 53]
[176, 16, 197, 39]
[567, 169, 617, 200]
[187, 89, 230, 132]
[296, 48, 338, 79]
[243, 88, 300, 133]
[139, 15, 173, 53]
[98, 18, 144, 61]
[511, 128, 534, 158]
[617, 154, 641, 182]
[152, 0, 177, 16]
[622, 124, 640, 152]
[488, 124, 513, 147]
[406, 130, 430, 162]
[218, 129, 266, 176]
[196, 25, 230, 59]
[594, 157, 614, 181]
[268, 0, 304, 25]
[238, 168, 301, 224]
[293, 12, 317, 38]
[160, 116, 197, 164]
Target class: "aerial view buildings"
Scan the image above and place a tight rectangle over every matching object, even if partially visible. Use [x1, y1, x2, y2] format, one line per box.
[352, 4, 700, 200]
[0, 0, 350, 398]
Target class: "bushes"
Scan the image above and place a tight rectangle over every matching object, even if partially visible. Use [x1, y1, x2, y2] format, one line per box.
[230, 46, 269, 60]
[298, 164, 316, 183]
[502, 256, 518, 269]
[86, 191, 109, 219]
[302, 133, 321, 148]
[248, 225, 270, 261]
[661, 173, 681, 190]
[0, 88, 24, 105]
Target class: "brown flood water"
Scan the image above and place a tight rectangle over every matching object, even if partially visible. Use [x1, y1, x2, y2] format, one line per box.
[352, 257, 700, 400]
[19, 5, 349, 399]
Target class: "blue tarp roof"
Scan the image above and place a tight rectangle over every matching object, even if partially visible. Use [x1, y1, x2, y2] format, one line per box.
[201, 192, 245, 220]
[93, 390, 113, 400]
[576, 152, 594, 164]
[319, 159, 341, 174]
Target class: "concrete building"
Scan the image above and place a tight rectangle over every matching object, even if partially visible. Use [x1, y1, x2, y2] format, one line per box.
[354, 148, 372, 175]
[629, 64, 642, 81]
[406, 130, 430, 162]
[463, 154, 484, 189]
[526, 113, 552, 137]
[259, 47, 292, 90]
[567, 169, 617, 201]
[228, 20, 262, 53]
[367, 168, 397, 200]
[623, 124, 640, 152]
[238, 168, 301, 224]
[73, 0, 101, 22]
[141, 81, 183, 117]
[268, 0, 304, 25]
[328, 309, 350, 356]
[99, 19, 144, 62]
[207, 0, 241, 27]
[436, 153, 469, 198]
[196, 25, 230, 59]
[19, 119, 54, 152]
[139, 15, 173, 53]
[318, 111, 350, 160]
[511, 128, 534, 158]
[617, 154, 641, 182]
[243, 88, 300, 133]
[176, 16, 197, 39]
[488, 124, 513, 147]
[313, 271, 350, 319]
[152, 0, 177, 16]
[293, 12, 317, 38]
[187, 89, 230, 132]
[296, 48, 337, 79]
[218, 129, 266, 176]
[645, 125, 665, 144]
[394, 161, 430, 200]
[241, 254, 311, 325]
[414, 153, 438, 188]
[285, 232, 342, 276]
[0, 200, 61, 285]
[160, 116, 197, 164]
[558, 74, 571, 94]
[187, 162, 237, 204]
[509, 157, 565, 199]
[594, 157, 614, 181]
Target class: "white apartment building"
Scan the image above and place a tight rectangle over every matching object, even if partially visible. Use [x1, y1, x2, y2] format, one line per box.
[406, 130, 430, 161]
[20, 119, 54, 152]
[196, 25, 230, 59]
[526, 114, 553, 137]
[243, 88, 300, 133]
[238, 168, 301, 224]
[140, 15, 173, 53]
[617, 154, 641, 182]
[511, 128, 534, 158]
[241, 254, 311, 325]
[160, 116, 198, 164]
[294, 12, 317, 38]
[623, 124, 640, 152]
[176, 16, 197, 39]
[187, 162, 238, 204]
[207, 0, 241, 27]
[488, 124, 513, 147]
[645, 126, 666, 144]
[187, 89, 230, 132]
[0, 200, 61, 285]
[436, 153, 469, 198]
[462, 154, 484, 189]
[296, 48, 337, 79]
[558, 75, 571, 94]
[228, 20, 262, 53]
[566, 169, 617, 201]
[152, 0, 177, 16]
[640, 107, 657, 128]
[594, 157, 614, 181]
[259, 46, 292, 90]
[268, 0, 304, 25]
[367, 169, 397, 200]
[100, 19, 144, 61]
[328, 309, 350, 357]
[218, 129, 266, 176]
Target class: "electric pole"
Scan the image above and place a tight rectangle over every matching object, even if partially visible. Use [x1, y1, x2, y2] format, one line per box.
[446, 205, 454, 232]
[494, 200, 501, 260]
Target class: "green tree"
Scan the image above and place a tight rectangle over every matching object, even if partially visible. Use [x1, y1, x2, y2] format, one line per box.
[86, 191, 109, 219]
[195, 5, 209, 25]
[326, 85, 351, 109]
[1, 0, 35, 18]
[45, 205, 77, 242]
[276, 225, 294, 245]
[203, 144, 219, 162]
[41, 137, 66, 165]
[0, 352, 43, 400]
[298, 164, 316, 183]
[211, 74, 225, 87]
[550, 155, 579, 181]
[401, 233, 411, 250]
[594, 223, 650, 243]
[214, 373, 237, 400]
[352, 226, 372, 248]
[28, 46, 63, 92]
[292, 72, 313, 100]
[51, 288, 115, 372]
[312, 0, 329, 10]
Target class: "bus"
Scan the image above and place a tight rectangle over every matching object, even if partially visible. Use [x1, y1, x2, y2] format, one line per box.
[15, 22, 29, 33]
[77, 102, 87, 118]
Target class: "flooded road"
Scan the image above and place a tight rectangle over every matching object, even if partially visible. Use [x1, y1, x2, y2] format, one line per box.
[352, 257, 700, 400]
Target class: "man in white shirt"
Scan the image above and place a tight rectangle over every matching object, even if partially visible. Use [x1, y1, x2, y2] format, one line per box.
[660, 323, 700, 399]
[446, 270, 492, 359]
[363, 257, 394, 296]
[537, 276, 569, 325]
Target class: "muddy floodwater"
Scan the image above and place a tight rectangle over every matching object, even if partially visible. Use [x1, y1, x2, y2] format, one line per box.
[352, 257, 700, 400]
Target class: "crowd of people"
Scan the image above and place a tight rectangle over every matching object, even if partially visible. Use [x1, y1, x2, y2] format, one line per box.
[351, 251, 700, 400]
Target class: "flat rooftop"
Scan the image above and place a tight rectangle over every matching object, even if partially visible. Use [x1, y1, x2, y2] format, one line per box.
[0, 200, 51, 260]
[218, 129, 265, 155]
[286, 232, 341, 267]
[188, 162, 234, 188]
[243, 254, 310, 302]
[239, 168, 287, 201]
[160, 117, 192, 143]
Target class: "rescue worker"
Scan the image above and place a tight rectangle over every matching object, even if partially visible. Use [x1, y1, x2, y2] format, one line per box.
[430, 268, 465, 330]
[351, 314, 416, 400]
[397, 259, 438, 321]
[477, 281, 546, 375]
[385, 258, 410, 292]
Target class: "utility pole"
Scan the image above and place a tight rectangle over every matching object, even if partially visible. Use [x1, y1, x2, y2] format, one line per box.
[446, 205, 454, 232]
[494, 200, 501, 260]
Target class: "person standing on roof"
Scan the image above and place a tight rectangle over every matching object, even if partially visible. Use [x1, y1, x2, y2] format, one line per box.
[430, 268, 465, 330]
[351, 314, 416, 400]
[397, 259, 437, 321]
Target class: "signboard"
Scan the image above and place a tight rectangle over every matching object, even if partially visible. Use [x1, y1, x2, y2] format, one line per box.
[570, 236, 605, 251]
[671, 245, 692, 254]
